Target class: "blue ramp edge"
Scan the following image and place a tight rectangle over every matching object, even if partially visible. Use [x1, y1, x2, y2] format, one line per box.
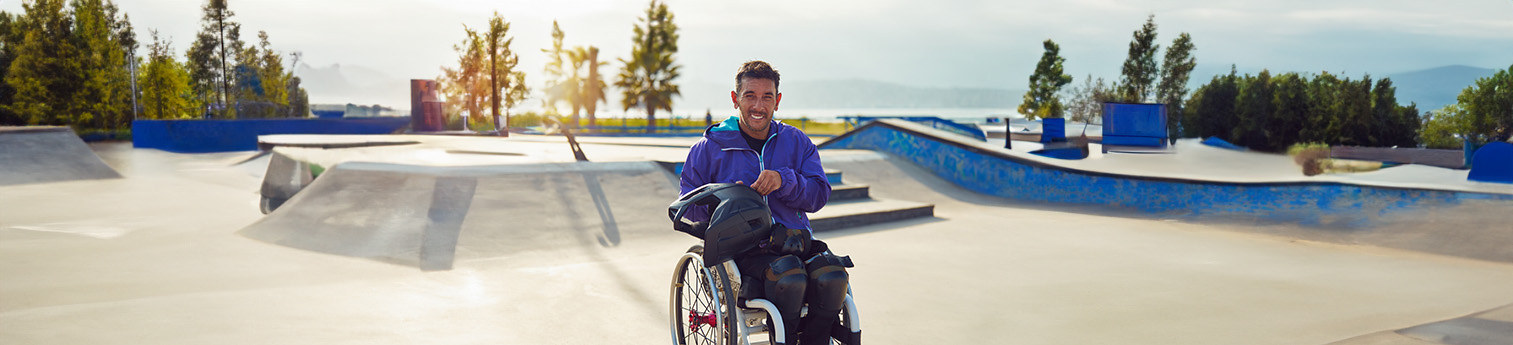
[818, 120, 1513, 227]
[1469, 142, 1513, 184]
[1201, 136, 1247, 151]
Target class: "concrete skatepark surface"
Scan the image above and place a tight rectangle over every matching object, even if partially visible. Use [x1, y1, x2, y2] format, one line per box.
[4, 128, 1513, 344]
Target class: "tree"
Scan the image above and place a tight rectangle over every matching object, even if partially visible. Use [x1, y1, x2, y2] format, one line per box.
[4, 0, 84, 126]
[2, 0, 135, 129]
[1017, 39, 1072, 121]
[139, 30, 197, 119]
[1267, 72, 1309, 150]
[230, 31, 264, 117]
[1302, 72, 1340, 143]
[1458, 64, 1513, 144]
[439, 25, 486, 127]
[255, 31, 289, 116]
[1156, 32, 1195, 140]
[1420, 104, 1472, 149]
[1063, 74, 1112, 124]
[541, 20, 570, 115]
[186, 0, 241, 118]
[1186, 67, 1239, 140]
[286, 51, 308, 117]
[580, 46, 607, 127]
[616, 0, 681, 132]
[564, 46, 586, 127]
[1117, 14, 1160, 103]
[438, 13, 526, 132]
[1333, 76, 1373, 146]
[1387, 104, 1420, 148]
[484, 12, 526, 131]
[1232, 70, 1274, 150]
[1373, 76, 1404, 146]
[70, 0, 135, 129]
[0, 12, 28, 125]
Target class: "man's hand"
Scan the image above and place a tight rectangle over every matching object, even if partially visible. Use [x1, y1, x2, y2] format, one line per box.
[737, 170, 783, 196]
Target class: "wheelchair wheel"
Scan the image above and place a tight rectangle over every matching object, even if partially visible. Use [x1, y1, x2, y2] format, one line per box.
[670, 245, 740, 345]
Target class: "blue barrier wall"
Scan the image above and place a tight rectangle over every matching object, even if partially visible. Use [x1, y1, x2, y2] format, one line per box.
[1101, 102, 1167, 148]
[820, 120, 1513, 227]
[133, 118, 410, 153]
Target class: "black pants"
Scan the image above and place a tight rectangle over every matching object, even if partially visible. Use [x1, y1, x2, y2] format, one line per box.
[734, 241, 848, 345]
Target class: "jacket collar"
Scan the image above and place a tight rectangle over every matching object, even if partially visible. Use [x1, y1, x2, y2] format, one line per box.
[705, 115, 785, 150]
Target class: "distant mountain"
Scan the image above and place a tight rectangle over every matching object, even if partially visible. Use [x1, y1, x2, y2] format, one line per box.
[1388, 65, 1496, 112]
[781, 79, 1020, 109]
[677, 79, 1021, 111]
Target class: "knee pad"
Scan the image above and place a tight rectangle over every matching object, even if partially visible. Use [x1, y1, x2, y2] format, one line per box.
[764, 255, 807, 341]
[764, 255, 807, 305]
[804, 257, 850, 312]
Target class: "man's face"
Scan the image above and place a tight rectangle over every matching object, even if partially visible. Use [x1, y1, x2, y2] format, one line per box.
[732, 77, 781, 136]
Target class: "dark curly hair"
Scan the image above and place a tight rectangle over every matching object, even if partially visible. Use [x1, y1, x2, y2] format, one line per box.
[735, 60, 780, 93]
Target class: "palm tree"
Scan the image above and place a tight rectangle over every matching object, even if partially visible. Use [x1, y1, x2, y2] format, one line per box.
[615, 0, 680, 132]
[566, 47, 585, 128]
[580, 46, 607, 128]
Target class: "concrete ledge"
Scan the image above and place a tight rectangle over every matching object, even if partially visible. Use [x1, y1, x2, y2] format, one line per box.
[830, 184, 870, 201]
[809, 198, 934, 232]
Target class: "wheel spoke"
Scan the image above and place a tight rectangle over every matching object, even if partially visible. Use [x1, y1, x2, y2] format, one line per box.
[677, 259, 723, 345]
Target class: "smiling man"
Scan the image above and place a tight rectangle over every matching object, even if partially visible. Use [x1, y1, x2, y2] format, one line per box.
[678, 60, 846, 344]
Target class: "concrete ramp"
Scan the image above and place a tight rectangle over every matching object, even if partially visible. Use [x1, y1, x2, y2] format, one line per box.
[238, 160, 683, 270]
[0, 127, 121, 186]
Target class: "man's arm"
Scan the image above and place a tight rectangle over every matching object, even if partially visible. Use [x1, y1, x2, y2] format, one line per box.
[678, 141, 712, 223]
[770, 141, 829, 213]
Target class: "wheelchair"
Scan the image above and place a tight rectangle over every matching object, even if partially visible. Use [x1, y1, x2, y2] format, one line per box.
[667, 183, 861, 345]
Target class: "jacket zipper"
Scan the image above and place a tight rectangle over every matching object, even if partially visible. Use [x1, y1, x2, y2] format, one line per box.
[721, 126, 785, 226]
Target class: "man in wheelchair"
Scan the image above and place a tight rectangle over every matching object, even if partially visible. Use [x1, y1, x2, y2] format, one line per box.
[674, 61, 851, 345]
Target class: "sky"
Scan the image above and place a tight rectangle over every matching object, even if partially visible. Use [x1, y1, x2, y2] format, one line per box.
[2, 0, 1511, 112]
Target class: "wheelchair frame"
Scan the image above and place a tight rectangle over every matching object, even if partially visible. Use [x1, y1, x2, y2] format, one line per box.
[669, 244, 860, 345]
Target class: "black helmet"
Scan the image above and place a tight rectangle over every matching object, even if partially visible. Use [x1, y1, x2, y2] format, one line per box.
[668, 183, 773, 266]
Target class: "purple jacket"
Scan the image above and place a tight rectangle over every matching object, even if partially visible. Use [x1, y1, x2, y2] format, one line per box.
[680, 116, 831, 231]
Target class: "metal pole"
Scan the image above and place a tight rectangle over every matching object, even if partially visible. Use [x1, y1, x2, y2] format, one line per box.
[129, 56, 139, 120]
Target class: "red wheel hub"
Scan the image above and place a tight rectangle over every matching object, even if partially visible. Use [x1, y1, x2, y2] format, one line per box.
[688, 311, 718, 332]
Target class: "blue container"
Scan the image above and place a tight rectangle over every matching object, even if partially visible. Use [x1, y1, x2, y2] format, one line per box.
[1040, 118, 1066, 143]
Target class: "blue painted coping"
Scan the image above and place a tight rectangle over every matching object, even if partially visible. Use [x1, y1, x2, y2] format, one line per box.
[671, 162, 844, 185]
[1468, 142, 1513, 184]
[839, 116, 986, 141]
[1201, 136, 1247, 151]
[1103, 135, 1167, 147]
[819, 120, 1513, 227]
[133, 118, 410, 153]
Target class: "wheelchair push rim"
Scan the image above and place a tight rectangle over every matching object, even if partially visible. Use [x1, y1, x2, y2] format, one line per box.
[670, 249, 729, 345]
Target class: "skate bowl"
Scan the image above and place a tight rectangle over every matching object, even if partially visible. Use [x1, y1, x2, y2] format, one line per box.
[820, 119, 1513, 228]
[237, 159, 683, 271]
[0, 127, 121, 186]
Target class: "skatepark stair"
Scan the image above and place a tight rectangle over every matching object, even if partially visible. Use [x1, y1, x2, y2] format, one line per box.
[812, 169, 934, 232]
